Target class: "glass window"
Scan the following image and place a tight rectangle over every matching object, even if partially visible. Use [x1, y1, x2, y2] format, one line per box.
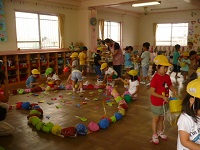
[156, 23, 188, 46]
[15, 11, 59, 49]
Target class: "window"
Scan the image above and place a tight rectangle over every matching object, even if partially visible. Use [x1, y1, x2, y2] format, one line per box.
[99, 21, 121, 45]
[156, 23, 188, 46]
[15, 11, 59, 49]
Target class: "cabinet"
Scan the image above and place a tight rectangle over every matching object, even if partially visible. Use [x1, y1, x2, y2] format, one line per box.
[0, 49, 80, 86]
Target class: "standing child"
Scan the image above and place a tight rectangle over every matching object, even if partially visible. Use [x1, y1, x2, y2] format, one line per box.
[100, 63, 118, 84]
[132, 50, 140, 75]
[26, 69, 40, 88]
[172, 44, 181, 78]
[177, 78, 200, 149]
[180, 52, 191, 83]
[124, 46, 133, 78]
[94, 48, 103, 80]
[139, 42, 151, 85]
[150, 55, 177, 144]
[0, 70, 14, 136]
[45, 67, 61, 87]
[119, 70, 139, 99]
[78, 46, 88, 78]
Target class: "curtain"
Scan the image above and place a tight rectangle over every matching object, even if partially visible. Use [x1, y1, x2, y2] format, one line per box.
[58, 14, 65, 49]
[153, 23, 158, 46]
[99, 19, 104, 40]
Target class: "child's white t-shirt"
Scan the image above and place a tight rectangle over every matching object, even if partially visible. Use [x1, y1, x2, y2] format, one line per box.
[128, 80, 139, 97]
[47, 74, 60, 81]
[105, 67, 118, 76]
[177, 113, 200, 150]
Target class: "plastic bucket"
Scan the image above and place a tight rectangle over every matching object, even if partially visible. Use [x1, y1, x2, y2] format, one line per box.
[169, 97, 182, 113]
[48, 81, 54, 88]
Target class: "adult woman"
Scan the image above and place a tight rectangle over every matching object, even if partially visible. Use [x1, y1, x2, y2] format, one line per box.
[104, 38, 124, 78]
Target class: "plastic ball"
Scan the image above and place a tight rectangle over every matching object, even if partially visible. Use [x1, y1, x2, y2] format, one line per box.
[51, 125, 62, 136]
[115, 96, 123, 103]
[61, 127, 77, 137]
[36, 122, 45, 131]
[88, 121, 99, 132]
[110, 116, 117, 123]
[42, 122, 54, 133]
[124, 94, 132, 103]
[114, 112, 123, 120]
[21, 102, 31, 110]
[98, 118, 110, 129]
[76, 123, 88, 135]
[118, 108, 126, 116]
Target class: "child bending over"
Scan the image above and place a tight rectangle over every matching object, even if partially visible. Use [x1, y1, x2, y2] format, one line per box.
[26, 69, 40, 88]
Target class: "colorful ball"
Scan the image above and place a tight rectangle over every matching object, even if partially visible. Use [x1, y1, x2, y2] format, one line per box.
[110, 116, 117, 123]
[76, 124, 88, 135]
[88, 121, 99, 132]
[98, 118, 110, 129]
[124, 94, 132, 103]
[61, 127, 77, 137]
[21, 102, 31, 110]
[115, 112, 123, 120]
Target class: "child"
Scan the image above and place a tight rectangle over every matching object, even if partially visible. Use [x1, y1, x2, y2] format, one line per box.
[172, 44, 181, 78]
[139, 42, 150, 85]
[177, 78, 200, 149]
[94, 48, 103, 80]
[180, 52, 190, 83]
[119, 70, 139, 99]
[187, 41, 194, 52]
[0, 70, 14, 136]
[124, 46, 133, 78]
[150, 55, 177, 144]
[45, 67, 61, 87]
[67, 69, 84, 93]
[132, 50, 140, 74]
[78, 46, 88, 78]
[26, 69, 40, 88]
[100, 63, 118, 84]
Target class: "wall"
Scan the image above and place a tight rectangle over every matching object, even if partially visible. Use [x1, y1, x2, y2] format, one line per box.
[0, 0, 79, 51]
[97, 10, 139, 49]
[138, 10, 200, 48]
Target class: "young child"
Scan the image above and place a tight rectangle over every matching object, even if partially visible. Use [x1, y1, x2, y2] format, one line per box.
[172, 44, 181, 78]
[45, 67, 61, 87]
[78, 46, 88, 78]
[124, 46, 133, 77]
[100, 63, 118, 84]
[119, 69, 139, 99]
[150, 55, 177, 144]
[67, 69, 84, 93]
[177, 78, 200, 149]
[94, 48, 103, 80]
[26, 69, 40, 88]
[139, 42, 150, 85]
[132, 50, 140, 74]
[0, 70, 14, 136]
[180, 52, 190, 83]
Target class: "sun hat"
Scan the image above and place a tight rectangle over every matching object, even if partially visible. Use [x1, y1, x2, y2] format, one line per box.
[183, 52, 189, 57]
[100, 63, 108, 70]
[45, 68, 53, 76]
[70, 52, 78, 58]
[153, 55, 172, 66]
[128, 70, 138, 76]
[186, 79, 200, 98]
[31, 69, 40, 75]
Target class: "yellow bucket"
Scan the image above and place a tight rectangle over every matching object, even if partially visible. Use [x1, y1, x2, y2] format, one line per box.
[169, 98, 182, 113]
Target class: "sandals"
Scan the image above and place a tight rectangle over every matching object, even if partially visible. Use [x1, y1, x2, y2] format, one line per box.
[157, 131, 168, 140]
[150, 134, 159, 144]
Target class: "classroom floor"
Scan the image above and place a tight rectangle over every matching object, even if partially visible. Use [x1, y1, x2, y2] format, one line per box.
[0, 72, 188, 150]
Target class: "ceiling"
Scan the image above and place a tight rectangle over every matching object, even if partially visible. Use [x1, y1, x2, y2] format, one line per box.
[37, 0, 200, 14]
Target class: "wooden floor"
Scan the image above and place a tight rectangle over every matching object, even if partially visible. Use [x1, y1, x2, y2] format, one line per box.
[0, 72, 188, 150]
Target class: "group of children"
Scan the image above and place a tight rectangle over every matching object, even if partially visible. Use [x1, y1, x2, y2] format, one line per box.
[2, 42, 200, 150]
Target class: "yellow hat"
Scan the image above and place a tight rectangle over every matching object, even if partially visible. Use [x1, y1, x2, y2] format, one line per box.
[97, 47, 103, 51]
[154, 55, 172, 66]
[100, 63, 108, 70]
[31, 69, 40, 75]
[183, 52, 189, 57]
[187, 79, 200, 98]
[70, 52, 78, 58]
[128, 70, 138, 76]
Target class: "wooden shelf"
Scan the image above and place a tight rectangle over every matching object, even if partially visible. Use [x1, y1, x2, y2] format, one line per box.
[0, 49, 80, 84]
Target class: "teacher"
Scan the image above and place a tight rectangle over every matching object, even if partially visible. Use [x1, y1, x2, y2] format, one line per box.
[104, 38, 124, 78]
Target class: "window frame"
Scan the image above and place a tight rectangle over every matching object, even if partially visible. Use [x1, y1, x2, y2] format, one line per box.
[156, 23, 188, 46]
[15, 11, 59, 50]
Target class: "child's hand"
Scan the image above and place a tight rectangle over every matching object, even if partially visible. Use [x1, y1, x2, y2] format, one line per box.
[162, 96, 169, 103]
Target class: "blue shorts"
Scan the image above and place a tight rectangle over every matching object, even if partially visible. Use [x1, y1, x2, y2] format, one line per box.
[71, 71, 83, 81]
[142, 65, 149, 77]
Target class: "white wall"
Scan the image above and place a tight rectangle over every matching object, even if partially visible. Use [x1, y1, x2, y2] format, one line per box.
[0, 0, 79, 51]
[97, 10, 139, 49]
[138, 10, 200, 47]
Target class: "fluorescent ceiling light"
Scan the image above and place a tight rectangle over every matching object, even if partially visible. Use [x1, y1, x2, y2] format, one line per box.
[132, 1, 161, 7]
